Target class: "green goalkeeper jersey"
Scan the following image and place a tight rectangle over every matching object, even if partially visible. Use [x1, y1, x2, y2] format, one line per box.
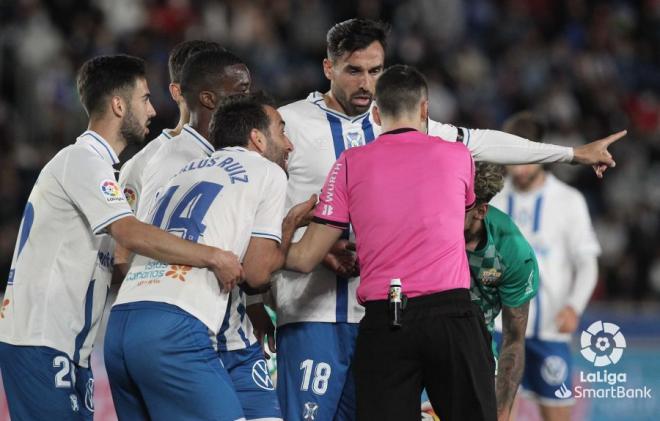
[468, 205, 539, 356]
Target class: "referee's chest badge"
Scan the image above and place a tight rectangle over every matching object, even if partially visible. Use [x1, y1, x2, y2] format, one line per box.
[480, 268, 502, 286]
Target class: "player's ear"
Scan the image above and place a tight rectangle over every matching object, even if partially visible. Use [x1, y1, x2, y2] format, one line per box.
[110, 95, 125, 118]
[199, 90, 216, 110]
[420, 99, 429, 122]
[323, 58, 334, 81]
[372, 105, 382, 126]
[476, 203, 489, 220]
[249, 128, 268, 154]
[169, 83, 181, 103]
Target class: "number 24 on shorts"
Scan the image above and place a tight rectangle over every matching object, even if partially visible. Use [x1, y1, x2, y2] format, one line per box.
[300, 359, 332, 395]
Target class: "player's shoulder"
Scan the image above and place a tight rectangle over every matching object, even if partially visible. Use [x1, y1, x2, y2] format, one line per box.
[63, 143, 108, 167]
[427, 119, 459, 143]
[278, 92, 324, 123]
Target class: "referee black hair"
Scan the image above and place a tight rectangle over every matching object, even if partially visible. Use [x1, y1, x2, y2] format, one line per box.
[375, 64, 428, 118]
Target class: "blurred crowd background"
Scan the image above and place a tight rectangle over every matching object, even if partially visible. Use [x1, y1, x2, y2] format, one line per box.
[0, 0, 658, 300]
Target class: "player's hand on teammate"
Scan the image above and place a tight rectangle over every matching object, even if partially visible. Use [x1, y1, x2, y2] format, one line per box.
[555, 305, 579, 333]
[210, 249, 244, 291]
[286, 194, 318, 228]
[323, 239, 359, 278]
[572, 130, 626, 178]
[247, 303, 277, 358]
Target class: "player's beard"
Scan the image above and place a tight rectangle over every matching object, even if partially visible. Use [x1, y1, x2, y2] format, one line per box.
[263, 135, 289, 176]
[333, 85, 372, 116]
[120, 105, 148, 145]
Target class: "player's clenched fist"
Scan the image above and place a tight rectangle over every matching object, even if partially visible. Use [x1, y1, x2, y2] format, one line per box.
[210, 249, 244, 291]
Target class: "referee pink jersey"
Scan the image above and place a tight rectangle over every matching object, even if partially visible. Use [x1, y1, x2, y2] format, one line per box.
[313, 128, 476, 303]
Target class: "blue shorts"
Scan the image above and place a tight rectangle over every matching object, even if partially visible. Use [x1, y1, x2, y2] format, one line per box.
[0, 342, 94, 420]
[494, 333, 574, 406]
[104, 301, 245, 420]
[220, 342, 282, 420]
[276, 322, 358, 421]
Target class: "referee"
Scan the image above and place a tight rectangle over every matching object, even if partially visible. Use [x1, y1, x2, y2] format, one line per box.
[286, 64, 496, 420]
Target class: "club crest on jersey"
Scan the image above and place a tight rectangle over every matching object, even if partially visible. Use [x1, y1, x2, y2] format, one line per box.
[123, 187, 137, 210]
[303, 402, 319, 420]
[480, 268, 502, 285]
[165, 265, 192, 282]
[345, 131, 363, 148]
[100, 180, 126, 204]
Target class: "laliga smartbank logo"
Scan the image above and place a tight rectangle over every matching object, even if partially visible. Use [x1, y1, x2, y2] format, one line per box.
[554, 321, 652, 400]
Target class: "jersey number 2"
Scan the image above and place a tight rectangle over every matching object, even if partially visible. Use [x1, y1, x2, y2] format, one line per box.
[151, 181, 223, 242]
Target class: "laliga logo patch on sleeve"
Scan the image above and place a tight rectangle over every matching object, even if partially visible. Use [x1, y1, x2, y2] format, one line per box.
[123, 186, 138, 210]
[100, 180, 126, 203]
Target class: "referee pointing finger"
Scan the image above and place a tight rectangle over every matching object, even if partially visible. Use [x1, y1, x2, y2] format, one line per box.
[286, 64, 497, 420]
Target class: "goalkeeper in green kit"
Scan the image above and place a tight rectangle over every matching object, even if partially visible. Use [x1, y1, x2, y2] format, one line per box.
[422, 162, 539, 421]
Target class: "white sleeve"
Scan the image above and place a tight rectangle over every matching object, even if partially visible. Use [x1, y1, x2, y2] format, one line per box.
[61, 150, 133, 235]
[427, 120, 574, 164]
[566, 193, 601, 314]
[251, 164, 288, 243]
[568, 255, 598, 315]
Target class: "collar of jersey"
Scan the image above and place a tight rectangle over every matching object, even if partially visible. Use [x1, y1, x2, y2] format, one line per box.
[76, 130, 120, 165]
[220, 146, 249, 153]
[182, 124, 214, 156]
[307, 92, 371, 124]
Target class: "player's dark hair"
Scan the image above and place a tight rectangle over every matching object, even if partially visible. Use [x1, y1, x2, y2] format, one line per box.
[502, 111, 546, 142]
[474, 162, 506, 205]
[180, 49, 246, 108]
[326, 18, 389, 60]
[209, 92, 276, 149]
[76, 54, 146, 117]
[375, 64, 428, 118]
[168, 40, 222, 83]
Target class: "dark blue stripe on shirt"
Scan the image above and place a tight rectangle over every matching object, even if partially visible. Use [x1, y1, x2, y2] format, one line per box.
[73, 279, 95, 364]
[362, 115, 375, 143]
[326, 113, 349, 323]
[217, 291, 233, 351]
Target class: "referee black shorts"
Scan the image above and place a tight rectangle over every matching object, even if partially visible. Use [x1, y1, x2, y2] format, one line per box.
[353, 288, 496, 421]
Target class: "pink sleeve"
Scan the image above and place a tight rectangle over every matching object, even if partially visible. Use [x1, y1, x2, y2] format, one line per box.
[466, 154, 476, 210]
[313, 153, 350, 229]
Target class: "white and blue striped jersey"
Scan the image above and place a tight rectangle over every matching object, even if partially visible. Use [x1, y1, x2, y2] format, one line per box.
[136, 124, 215, 222]
[0, 131, 133, 367]
[271, 92, 575, 326]
[114, 148, 287, 339]
[119, 129, 174, 213]
[130, 125, 259, 351]
[491, 174, 601, 342]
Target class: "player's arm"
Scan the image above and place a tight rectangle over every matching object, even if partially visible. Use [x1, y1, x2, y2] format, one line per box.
[286, 153, 349, 273]
[286, 222, 344, 273]
[429, 121, 625, 177]
[242, 194, 317, 288]
[496, 301, 530, 421]
[108, 216, 243, 290]
[557, 194, 601, 333]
